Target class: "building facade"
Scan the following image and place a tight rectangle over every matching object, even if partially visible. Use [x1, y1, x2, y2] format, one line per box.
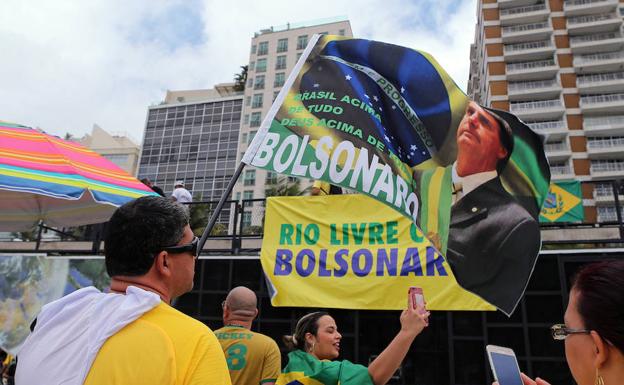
[137, 85, 242, 223]
[468, 0, 624, 223]
[78, 124, 140, 176]
[232, 17, 353, 228]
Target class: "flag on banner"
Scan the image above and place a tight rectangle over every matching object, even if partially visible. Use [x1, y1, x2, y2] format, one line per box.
[245, 35, 550, 315]
[540, 181, 584, 223]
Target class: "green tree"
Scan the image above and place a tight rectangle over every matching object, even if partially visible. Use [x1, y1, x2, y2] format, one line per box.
[233, 65, 248, 92]
[264, 177, 305, 197]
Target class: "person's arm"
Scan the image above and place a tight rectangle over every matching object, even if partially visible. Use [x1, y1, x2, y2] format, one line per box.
[367, 293, 430, 385]
[493, 373, 551, 385]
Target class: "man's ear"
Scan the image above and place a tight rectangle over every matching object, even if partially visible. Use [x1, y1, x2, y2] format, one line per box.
[497, 145, 508, 161]
[154, 251, 172, 278]
[591, 330, 609, 369]
[253, 308, 259, 320]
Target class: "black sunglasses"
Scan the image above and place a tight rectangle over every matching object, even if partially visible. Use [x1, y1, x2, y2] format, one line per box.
[550, 324, 590, 340]
[163, 236, 199, 258]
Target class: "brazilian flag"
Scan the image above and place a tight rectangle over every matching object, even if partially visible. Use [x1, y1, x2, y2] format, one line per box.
[276, 350, 373, 385]
[540, 181, 584, 222]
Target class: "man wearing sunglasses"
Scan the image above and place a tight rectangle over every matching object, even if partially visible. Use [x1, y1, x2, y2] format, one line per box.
[16, 196, 231, 385]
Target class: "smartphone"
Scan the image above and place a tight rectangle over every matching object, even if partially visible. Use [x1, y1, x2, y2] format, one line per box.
[486, 345, 523, 385]
[408, 287, 425, 310]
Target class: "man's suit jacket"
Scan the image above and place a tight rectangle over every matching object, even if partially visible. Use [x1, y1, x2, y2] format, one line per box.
[446, 177, 540, 315]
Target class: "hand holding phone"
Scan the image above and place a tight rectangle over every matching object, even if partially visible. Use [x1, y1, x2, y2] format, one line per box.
[408, 286, 425, 311]
[486, 345, 523, 385]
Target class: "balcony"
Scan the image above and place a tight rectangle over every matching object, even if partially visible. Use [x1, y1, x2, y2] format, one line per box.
[504, 40, 556, 61]
[567, 13, 622, 34]
[590, 159, 624, 179]
[527, 119, 569, 140]
[593, 182, 624, 204]
[563, 0, 619, 17]
[550, 163, 576, 180]
[597, 206, 624, 222]
[501, 21, 553, 43]
[510, 98, 565, 120]
[573, 50, 624, 74]
[569, 31, 624, 54]
[500, 3, 550, 26]
[577, 71, 624, 93]
[587, 136, 624, 158]
[544, 141, 572, 161]
[583, 115, 624, 135]
[506, 58, 559, 81]
[580, 93, 624, 114]
[508, 78, 562, 100]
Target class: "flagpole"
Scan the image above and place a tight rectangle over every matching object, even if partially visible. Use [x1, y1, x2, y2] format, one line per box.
[197, 162, 246, 254]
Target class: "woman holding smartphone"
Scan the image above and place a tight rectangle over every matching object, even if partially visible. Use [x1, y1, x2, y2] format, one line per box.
[517, 260, 624, 385]
[277, 293, 429, 385]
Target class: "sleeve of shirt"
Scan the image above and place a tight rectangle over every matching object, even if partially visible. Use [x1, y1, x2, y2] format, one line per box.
[186, 332, 232, 385]
[260, 339, 282, 384]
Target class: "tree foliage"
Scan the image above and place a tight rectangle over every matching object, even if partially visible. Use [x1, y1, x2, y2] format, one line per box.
[233, 65, 248, 91]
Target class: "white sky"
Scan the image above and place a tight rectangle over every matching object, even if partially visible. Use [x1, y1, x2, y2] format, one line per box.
[0, 0, 477, 143]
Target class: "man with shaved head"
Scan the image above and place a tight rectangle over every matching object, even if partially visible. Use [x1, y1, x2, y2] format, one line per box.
[214, 286, 281, 385]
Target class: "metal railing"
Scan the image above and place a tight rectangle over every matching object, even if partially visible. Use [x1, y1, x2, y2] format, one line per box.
[581, 93, 624, 105]
[502, 22, 550, 35]
[550, 165, 573, 174]
[587, 136, 624, 148]
[577, 71, 624, 85]
[510, 99, 562, 112]
[570, 32, 622, 45]
[565, 0, 615, 6]
[508, 78, 559, 92]
[504, 40, 553, 53]
[568, 13, 619, 25]
[527, 120, 567, 131]
[591, 160, 624, 172]
[507, 59, 556, 73]
[544, 142, 569, 151]
[500, 3, 547, 16]
[574, 50, 624, 65]
[584, 115, 624, 128]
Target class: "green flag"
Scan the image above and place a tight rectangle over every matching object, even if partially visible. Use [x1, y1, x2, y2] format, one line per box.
[540, 181, 584, 222]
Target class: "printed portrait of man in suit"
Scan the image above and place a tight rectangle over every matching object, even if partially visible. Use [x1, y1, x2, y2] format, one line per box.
[445, 101, 540, 315]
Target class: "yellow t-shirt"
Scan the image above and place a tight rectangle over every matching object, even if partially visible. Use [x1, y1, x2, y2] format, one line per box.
[214, 325, 281, 385]
[84, 302, 231, 385]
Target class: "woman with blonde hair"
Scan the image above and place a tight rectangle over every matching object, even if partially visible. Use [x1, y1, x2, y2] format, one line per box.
[277, 293, 429, 385]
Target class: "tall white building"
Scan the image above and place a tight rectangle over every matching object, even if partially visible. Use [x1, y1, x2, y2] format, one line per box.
[232, 17, 353, 228]
[78, 124, 140, 176]
[468, 0, 624, 223]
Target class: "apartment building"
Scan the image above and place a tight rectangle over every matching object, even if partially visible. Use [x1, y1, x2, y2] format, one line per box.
[468, 0, 624, 222]
[137, 84, 243, 224]
[77, 124, 140, 176]
[232, 17, 353, 228]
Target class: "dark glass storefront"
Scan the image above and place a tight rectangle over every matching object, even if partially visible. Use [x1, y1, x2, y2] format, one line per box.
[174, 250, 623, 385]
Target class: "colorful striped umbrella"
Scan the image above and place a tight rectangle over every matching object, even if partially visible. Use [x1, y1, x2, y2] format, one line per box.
[0, 121, 157, 231]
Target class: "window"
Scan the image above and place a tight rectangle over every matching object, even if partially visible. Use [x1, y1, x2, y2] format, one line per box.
[319, 31, 328, 35]
[256, 58, 267, 73]
[276, 55, 287, 70]
[248, 130, 257, 144]
[241, 132, 248, 144]
[266, 171, 278, 185]
[258, 41, 268, 55]
[243, 114, 249, 124]
[250, 112, 261, 127]
[235, 192, 241, 201]
[251, 44, 257, 54]
[247, 77, 253, 88]
[339, 29, 346, 36]
[243, 190, 254, 200]
[245, 96, 251, 106]
[277, 38, 288, 52]
[297, 53, 303, 61]
[252, 94, 263, 108]
[273, 91, 280, 101]
[297, 35, 308, 50]
[274, 73, 285, 88]
[249, 61, 255, 71]
[254, 75, 265, 90]
[243, 170, 256, 186]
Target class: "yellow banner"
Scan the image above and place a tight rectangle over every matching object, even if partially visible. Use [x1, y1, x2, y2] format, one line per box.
[261, 194, 495, 311]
